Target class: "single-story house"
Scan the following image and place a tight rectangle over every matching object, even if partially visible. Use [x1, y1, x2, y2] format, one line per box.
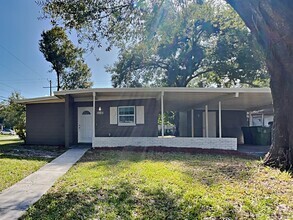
[18, 87, 272, 150]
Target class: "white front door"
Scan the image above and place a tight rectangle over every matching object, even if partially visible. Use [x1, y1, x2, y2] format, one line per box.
[203, 112, 217, 137]
[78, 107, 93, 143]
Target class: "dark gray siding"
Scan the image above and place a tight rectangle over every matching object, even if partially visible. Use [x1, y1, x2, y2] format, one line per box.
[26, 103, 65, 145]
[185, 110, 247, 143]
[65, 95, 74, 147]
[222, 110, 247, 144]
[95, 99, 159, 137]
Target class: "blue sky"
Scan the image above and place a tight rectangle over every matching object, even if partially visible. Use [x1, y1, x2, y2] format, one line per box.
[0, 0, 117, 100]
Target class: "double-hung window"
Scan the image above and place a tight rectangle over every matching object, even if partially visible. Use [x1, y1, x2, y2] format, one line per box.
[118, 106, 135, 126]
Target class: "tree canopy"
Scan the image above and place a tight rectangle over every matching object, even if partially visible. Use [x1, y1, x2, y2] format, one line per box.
[39, 26, 93, 90]
[107, 2, 268, 88]
[40, 1, 268, 89]
[0, 92, 26, 141]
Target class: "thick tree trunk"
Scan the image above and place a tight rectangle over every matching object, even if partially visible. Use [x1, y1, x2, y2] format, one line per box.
[226, 0, 293, 170]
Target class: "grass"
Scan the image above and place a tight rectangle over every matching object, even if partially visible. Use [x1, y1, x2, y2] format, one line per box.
[23, 149, 293, 220]
[0, 136, 65, 192]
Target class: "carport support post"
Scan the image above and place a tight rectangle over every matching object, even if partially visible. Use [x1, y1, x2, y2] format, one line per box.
[92, 92, 96, 147]
[249, 112, 252, 126]
[161, 91, 164, 137]
[191, 109, 194, 137]
[205, 105, 209, 137]
[219, 101, 222, 138]
[65, 94, 73, 148]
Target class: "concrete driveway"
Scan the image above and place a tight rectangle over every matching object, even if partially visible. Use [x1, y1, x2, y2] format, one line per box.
[238, 145, 270, 158]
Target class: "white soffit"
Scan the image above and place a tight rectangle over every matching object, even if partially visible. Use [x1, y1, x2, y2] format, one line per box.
[20, 87, 272, 111]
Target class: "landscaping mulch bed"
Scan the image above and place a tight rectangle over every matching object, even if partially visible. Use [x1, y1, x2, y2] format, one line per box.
[1, 145, 66, 159]
[93, 146, 256, 159]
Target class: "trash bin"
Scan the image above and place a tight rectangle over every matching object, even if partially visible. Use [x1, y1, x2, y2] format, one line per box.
[249, 126, 259, 145]
[255, 127, 271, 145]
[249, 126, 271, 145]
[241, 127, 253, 144]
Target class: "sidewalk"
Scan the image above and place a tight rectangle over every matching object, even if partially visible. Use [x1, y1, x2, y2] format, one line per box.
[0, 147, 89, 220]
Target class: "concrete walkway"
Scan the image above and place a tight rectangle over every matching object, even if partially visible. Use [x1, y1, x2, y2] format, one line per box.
[0, 147, 89, 220]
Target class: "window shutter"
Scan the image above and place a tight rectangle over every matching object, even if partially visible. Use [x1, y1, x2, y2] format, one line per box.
[110, 107, 117, 124]
[136, 106, 144, 124]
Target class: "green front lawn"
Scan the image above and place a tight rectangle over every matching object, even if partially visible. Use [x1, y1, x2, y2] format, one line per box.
[23, 150, 293, 219]
[0, 137, 65, 192]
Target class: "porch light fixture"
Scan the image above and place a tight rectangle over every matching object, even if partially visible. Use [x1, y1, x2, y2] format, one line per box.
[97, 107, 104, 115]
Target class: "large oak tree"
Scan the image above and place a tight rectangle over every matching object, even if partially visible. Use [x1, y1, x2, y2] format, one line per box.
[108, 2, 268, 88]
[226, 0, 293, 170]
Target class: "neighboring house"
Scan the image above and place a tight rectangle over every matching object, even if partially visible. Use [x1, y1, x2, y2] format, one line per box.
[18, 87, 272, 150]
[249, 109, 274, 127]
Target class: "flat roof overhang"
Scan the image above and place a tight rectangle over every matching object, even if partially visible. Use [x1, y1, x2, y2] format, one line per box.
[18, 87, 272, 112]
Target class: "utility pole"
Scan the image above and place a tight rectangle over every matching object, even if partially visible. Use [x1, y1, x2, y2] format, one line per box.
[43, 80, 57, 96]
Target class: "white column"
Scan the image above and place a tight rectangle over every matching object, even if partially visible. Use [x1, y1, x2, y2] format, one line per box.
[205, 105, 209, 138]
[219, 101, 222, 138]
[191, 109, 194, 137]
[92, 92, 96, 146]
[161, 91, 164, 137]
[262, 113, 264, 126]
[249, 112, 252, 126]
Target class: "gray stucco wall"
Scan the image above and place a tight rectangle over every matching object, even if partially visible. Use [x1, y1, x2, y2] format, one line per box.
[95, 99, 159, 137]
[26, 103, 65, 145]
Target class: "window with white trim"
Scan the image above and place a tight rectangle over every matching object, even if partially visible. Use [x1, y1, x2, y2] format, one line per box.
[118, 106, 135, 126]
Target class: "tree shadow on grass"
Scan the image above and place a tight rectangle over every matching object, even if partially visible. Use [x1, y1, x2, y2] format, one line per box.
[22, 179, 237, 220]
[0, 154, 50, 162]
[0, 141, 23, 151]
[0, 141, 66, 161]
[19, 176, 291, 219]
[22, 180, 137, 219]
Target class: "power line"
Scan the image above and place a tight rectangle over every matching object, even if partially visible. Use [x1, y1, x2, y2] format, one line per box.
[0, 62, 48, 82]
[0, 79, 46, 82]
[43, 79, 57, 96]
[0, 63, 36, 81]
[0, 82, 17, 91]
[0, 43, 44, 78]
[0, 87, 11, 93]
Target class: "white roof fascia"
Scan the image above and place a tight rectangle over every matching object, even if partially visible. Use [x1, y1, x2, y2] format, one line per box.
[54, 87, 271, 96]
[16, 96, 64, 104]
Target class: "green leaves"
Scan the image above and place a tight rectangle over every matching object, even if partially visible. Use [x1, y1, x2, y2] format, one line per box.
[40, 0, 269, 88]
[108, 1, 268, 88]
[39, 27, 93, 90]
[0, 92, 26, 141]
